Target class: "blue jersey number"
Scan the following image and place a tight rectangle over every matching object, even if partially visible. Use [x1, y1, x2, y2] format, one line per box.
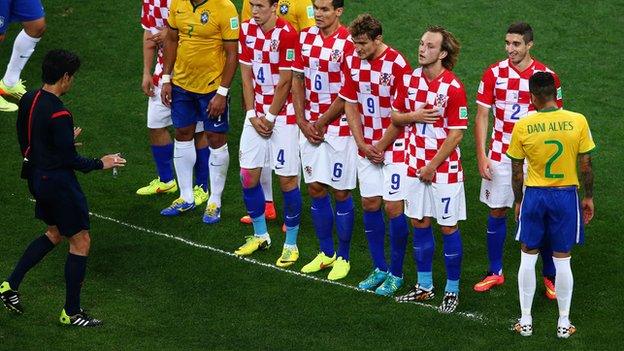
[366, 97, 375, 114]
[277, 149, 285, 165]
[257, 67, 265, 84]
[314, 74, 323, 91]
[510, 103, 521, 120]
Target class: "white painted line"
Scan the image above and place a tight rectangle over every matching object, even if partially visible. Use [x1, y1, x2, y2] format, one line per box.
[89, 209, 486, 323]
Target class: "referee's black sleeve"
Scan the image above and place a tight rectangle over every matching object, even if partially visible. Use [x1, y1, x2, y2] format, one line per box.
[50, 113, 103, 173]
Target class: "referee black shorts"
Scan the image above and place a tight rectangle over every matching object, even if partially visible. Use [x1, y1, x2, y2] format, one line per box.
[28, 169, 90, 237]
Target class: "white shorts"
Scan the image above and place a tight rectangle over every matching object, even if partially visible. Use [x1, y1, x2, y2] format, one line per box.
[479, 160, 526, 208]
[300, 134, 357, 190]
[404, 177, 467, 226]
[358, 157, 408, 201]
[147, 85, 203, 132]
[239, 123, 300, 177]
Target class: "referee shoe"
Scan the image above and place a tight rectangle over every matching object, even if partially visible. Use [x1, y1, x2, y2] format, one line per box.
[60, 308, 103, 327]
[0, 281, 23, 314]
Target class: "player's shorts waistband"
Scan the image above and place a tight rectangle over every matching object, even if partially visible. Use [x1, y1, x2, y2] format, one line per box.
[526, 186, 577, 192]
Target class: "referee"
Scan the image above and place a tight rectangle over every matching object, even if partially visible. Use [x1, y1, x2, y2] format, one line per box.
[0, 49, 125, 327]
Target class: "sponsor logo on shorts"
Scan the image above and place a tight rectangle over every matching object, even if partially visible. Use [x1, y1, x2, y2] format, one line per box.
[442, 215, 451, 220]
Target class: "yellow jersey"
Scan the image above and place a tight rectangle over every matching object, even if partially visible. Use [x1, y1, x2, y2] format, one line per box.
[241, 0, 315, 32]
[506, 108, 595, 187]
[168, 0, 239, 93]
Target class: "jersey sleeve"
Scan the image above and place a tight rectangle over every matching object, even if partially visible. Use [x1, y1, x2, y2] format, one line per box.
[292, 31, 304, 72]
[219, 2, 239, 41]
[296, 1, 316, 31]
[167, 0, 178, 29]
[578, 115, 596, 154]
[446, 83, 469, 129]
[141, 1, 150, 30]
[506, 122, 526, 160]
[392, 73, 410, 112]
[50, 111, 103, 173]
[241, 1, 251, 22]
[476, 66, 495, 108]
[238, 24, 252, 65]
[278, 28, 297, 70]
[553, 71, 563, 108]
[338, 57, 357, 103]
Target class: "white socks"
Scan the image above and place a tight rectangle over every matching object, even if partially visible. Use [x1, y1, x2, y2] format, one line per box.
[174, 140, 196, 204]
[553, 256, 573, 327]
[208, 144, 229, 207]
[518, 251, 538, 325]
[260, 166, 273, 202]
[4, 30, 41, 87]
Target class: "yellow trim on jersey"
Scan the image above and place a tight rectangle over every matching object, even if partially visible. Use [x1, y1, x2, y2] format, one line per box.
[241, 0, 315, 32]
[168, 0, 239, 93]
[506, 108, 595, 187]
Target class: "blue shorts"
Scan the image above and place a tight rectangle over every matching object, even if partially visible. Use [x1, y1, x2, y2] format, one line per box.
[28, 169, 90, 237]
[171, 84, 229, 132]
[0, 0, 45, 34]
[515, 186, 584, 253]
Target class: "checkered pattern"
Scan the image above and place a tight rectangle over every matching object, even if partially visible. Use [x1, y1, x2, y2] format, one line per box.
[476, 58, 562, 162]
[141, 0, 170, 86]
[293, 25, 353, 137]
[339, 47, 411, 163]
[239, 18, 297, 125]
[393, 68, 468, 184]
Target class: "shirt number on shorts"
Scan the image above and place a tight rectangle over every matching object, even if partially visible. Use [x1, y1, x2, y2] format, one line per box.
[441, 197, 451, 214]
[510, 103, 521, 120]
[544, 139, 564, 178]
[390, 173, 400, 190]
[333, 163, 343, 179]
[277, 149, 285, 166]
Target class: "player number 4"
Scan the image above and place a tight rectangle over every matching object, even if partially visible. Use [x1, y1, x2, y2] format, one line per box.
[257, 67, 265, 84]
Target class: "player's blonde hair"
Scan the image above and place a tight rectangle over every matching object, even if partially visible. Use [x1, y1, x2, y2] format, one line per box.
[427, 26, 460, 70]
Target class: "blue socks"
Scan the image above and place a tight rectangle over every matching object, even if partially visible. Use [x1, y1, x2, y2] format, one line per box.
[64, 253, 88, 316]
[389, 214, 409, 277]
[413, 226, 434, 275]
[283, 188, 302, 246]
[242, 183, 267, 235]
[443, 229, 463, 293]
[486, 215, 507, 274]
[7, 234, 56, 290]
[335, 197, 354, 260]
[540, 242, 556, 277]
[363, 209, 387, 271]
[194, 146, 210, 192]
[151, 144, 175, 183]
[311, 195, 335, 257]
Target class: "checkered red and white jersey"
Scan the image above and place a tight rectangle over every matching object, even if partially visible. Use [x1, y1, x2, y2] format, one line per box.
[476, 58, 563, 162]
[141, 0, 170, 86]
[339, 47, 411, 163]
[292, 25, 354, 137]
[393, 68, 469, 184]
[239, 18, 297, 125]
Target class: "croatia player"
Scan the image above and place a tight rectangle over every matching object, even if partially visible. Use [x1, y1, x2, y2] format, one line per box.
[292, 0, 356, 281]
[159, 0, 238, 223]
[393, 26, 467, 313]
[235, 0, 303, 268]
[473, 22, 563, 298]
[0, 0, 46, 112]
[238, 0, 316, 226]
[339, 14, 411, 294]
[509, 72, 594, 338]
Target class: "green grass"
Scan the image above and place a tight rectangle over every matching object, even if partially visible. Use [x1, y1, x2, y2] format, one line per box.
[1, 0, 623, 349]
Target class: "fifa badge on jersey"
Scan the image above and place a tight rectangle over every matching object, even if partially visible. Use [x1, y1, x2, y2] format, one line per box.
[286, 49, 295, 61]
[270, 39, 280, 52]
[200, 11, 209, 24]
[379, 73, 392, 86]
[306, 5, 314, 18]
[305, 166, 313, 176]
[330, 49, 343, 62]
[280, 4, 290, 15]
[459, 106, 468, 119]
[557, 87, 563, 100]
[230, 17, 239, 30]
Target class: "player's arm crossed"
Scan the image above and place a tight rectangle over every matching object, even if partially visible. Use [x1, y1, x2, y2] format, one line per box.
[292, 70, 322, 144]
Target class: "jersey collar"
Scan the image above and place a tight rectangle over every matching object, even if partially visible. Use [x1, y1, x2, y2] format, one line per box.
[538, 106, 558, 112]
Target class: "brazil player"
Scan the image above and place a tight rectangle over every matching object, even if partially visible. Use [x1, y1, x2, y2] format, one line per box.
[473, 22, 563, 298]
[0, 0, 46, 112]
[159, 0, 238, 224]
[340, 14, 412, 292]
[508, 72, 594, 338]
[0, 49, 126, 326]
[235, 0, 303, 267]
[238, 0, 315, 226]
[393, 26, 468, 313]
[292, 0, 356, 281]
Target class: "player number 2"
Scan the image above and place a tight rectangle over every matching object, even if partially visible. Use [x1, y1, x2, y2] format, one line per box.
[510, 103, 521, 120]
[333, 163, 343, 179]
[390, 173, 400, 190]
[257, 67, 265, 84]
[314, 74, 323, 91]
[277, 149, 285, 166]
[544, 139, 564, 179]
[366, 97, 375, 114]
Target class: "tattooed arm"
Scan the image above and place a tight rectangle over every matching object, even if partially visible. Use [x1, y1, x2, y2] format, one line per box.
[512, 159, 525, 222]
[579, 153, 594, 224]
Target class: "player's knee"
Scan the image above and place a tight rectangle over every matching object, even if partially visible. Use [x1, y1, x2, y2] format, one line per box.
[440, 225, 458, 235]
[148, 128, 172, 145]
[384, 201, 403, 218]
[240, 168, 258, 189]
[520, 243, 539, 255]
[411, 217, 431, 228]
[362, 197, 381, 212]
[307, 183, 327, 198]
[278, 175, 298, 192]
[552, 251, 571, 258]
[333, 189, 351, 202]
[489, 207, 508, 218]
[206, 131, 227, 149]
[69, 231, 91, 256]
[45, 227, 63, 245]
[23, 19, 46, 38]
[174, 126, 195, 141]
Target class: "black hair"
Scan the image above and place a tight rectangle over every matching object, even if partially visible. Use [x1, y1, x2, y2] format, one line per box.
[42, 49, 81, 85]
[529, 71, 556, 103]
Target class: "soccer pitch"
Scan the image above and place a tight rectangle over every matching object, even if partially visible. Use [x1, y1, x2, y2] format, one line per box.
[1, 0, 622, 349]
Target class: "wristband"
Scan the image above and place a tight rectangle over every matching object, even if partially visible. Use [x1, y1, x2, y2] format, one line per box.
[216, 85, 229, 96]
[265, 112, 277, 123]
[245, 110, 256, 120]
[161, 74, 171, 84]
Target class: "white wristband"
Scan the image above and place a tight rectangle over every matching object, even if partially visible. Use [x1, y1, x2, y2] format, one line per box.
[161, 74, 171, 84]
[216, 85, 229, 96]
[265, 112, 277, 123]
[245, 110, 255, 120]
